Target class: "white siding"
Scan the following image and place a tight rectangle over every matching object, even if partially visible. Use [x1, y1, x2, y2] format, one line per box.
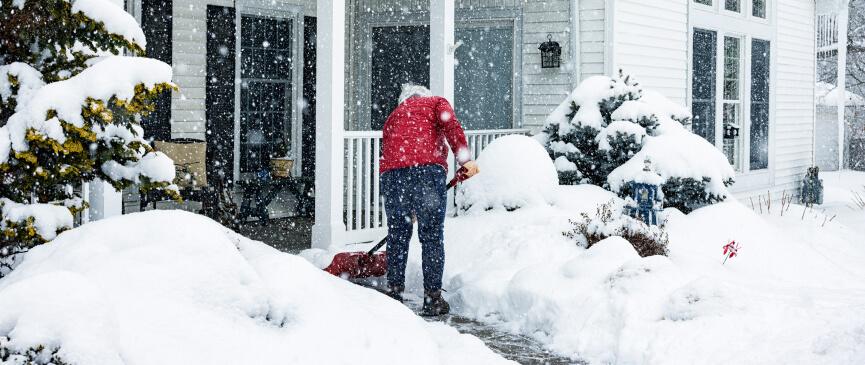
[612, 0, 689, 105]
[169, 0, 314, 140]
[579, 0, 606, 80]
[521, 0, 574, 130]
[737, 0, 816, 200]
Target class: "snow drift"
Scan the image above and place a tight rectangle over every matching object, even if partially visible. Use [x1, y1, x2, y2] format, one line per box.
[455, 135, 558, 213]
[0, 211, 511, 365]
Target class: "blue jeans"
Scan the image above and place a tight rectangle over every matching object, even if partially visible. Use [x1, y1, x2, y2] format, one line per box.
[381, 165, 447, 292]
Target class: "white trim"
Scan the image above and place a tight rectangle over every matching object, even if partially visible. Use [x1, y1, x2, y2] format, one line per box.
[604, 0, 616, 75]
[688, 0, 776, 192]
[312, 0, 347, 249]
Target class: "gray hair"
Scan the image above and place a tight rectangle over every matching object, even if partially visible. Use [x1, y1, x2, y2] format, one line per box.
[398, 83, 432, 104]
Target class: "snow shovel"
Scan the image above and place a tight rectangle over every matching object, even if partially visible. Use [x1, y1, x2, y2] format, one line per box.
[324, 167, 471, 279]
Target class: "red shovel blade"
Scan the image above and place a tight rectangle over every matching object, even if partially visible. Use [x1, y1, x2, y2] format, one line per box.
[324, 251, 388, 279]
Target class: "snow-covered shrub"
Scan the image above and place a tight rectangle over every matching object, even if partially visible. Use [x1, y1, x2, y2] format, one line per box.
[0, 0, 178, 265]
[537, 71, 734, 213]
[0, 336, 70, 365]
[564, 200, 669, 257]
[456, 134, 558, 213]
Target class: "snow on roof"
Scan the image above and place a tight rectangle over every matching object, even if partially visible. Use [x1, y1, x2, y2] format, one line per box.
[816, 82, 865, 106]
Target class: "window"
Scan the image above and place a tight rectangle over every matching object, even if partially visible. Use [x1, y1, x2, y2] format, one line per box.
[695, 0, 712, 6]
[692, 29, 717, 144]
[368, 23, 516, 131]
[725, 0, 740, 12]
[753, 0, 767, 18]
[723, 36, 744, 171]
[455, 25, 514, 130]
[239, 15, 294, 173]
[750, 39, 770, 170]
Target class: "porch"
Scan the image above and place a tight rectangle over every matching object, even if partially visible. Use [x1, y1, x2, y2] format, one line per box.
[107, 0, 561, 250]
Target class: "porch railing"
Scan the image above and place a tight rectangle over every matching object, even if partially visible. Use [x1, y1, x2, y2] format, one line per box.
[342, 128, 531, 243]
[817, 13, 840, 58]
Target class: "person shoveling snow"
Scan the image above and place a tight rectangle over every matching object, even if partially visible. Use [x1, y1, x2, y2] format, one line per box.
[379, 84, 479, 316]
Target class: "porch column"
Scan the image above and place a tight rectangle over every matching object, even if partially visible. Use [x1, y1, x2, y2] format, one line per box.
[837, 7, 849, 170]
[87, 180, 122, 221]
[430, 0, 457, 210]
[312, 0, 346, 249]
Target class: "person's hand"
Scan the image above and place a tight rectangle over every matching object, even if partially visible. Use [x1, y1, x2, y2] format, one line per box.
[462, 160, 480, 178]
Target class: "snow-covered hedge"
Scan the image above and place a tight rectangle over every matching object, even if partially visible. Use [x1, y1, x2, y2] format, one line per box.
[563, 200, 669, 257]
[455, 135, 558, 213]
[0, 0, 178, 266]
[0, 211, 509, 365]
[536, 71, 734, 212]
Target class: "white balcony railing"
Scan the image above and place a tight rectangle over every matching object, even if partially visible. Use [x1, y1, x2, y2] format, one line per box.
[342, 128, 531, 243]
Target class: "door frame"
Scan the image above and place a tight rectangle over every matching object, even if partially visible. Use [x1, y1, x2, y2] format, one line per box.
[234, 0, 305, 182]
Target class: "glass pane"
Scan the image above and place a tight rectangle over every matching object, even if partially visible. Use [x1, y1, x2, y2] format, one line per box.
[455, 26, 514, 130]
[724, 37, 740, 101]
[240, 15, 293, 173]
[753, 0, 766, 18]
[694, 0, 712, 5]
[750, 39, 771, 170]
[371, 25, 430, 130]
[725, 0, 740, 12]
[692, 29, 717, 144]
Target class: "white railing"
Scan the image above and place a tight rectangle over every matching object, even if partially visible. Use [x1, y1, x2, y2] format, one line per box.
[342, 128, 531, 243]
[817, 14, 840, 58]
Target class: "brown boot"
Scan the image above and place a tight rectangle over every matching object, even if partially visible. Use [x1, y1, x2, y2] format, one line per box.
[385, 285, 404, 302]
[421, 290, 450, 316]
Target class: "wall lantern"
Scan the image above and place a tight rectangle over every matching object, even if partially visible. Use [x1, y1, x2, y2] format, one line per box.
[538, 33, 561, 69]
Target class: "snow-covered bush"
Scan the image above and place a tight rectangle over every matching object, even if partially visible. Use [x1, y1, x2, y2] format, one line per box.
[0, 0, 177, 267]
[564, 200, 669, 257]
[456, 135, 558, 213]
[0, 336, 70, 365]
[537, 71, 734, 213]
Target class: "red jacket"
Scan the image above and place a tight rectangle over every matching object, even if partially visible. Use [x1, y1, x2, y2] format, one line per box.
[380, 96, 469, 174]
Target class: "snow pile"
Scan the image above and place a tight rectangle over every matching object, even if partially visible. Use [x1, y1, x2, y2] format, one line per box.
[0, 211, 511, 365]
[437, 194, 865, 364]
[13, 0, 146, 49]
[297, 183, 865, 364]
[455, 135, 558, 213]
[815, 81, 865, 106]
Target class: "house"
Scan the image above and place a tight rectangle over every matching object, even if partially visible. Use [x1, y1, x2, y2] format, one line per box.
[116, 0, 838, 249]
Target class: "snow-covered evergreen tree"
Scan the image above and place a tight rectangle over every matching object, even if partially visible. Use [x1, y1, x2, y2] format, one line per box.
[537, 71, 735, 213]
[0, 0, 178, 266]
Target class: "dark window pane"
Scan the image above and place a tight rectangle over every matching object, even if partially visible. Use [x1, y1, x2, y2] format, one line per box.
[726, 0, 740, 12]
[692, 28, 717, 144]
[753, 0, 767, 18]
[455, 26, 514, 130]
[694, 0, 712, 5]
[750, 39, 770, 170]
[371, 25, 430, 130]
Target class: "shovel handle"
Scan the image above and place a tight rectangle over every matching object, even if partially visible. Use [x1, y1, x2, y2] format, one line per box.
[367, 167, 472, 256]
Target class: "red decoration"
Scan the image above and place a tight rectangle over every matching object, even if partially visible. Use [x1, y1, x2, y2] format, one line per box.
[722, 240, 741, 264]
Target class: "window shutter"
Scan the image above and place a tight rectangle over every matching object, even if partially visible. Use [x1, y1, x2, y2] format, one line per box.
[206, 5, 237, 184]
[140, 0, 172, 141]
